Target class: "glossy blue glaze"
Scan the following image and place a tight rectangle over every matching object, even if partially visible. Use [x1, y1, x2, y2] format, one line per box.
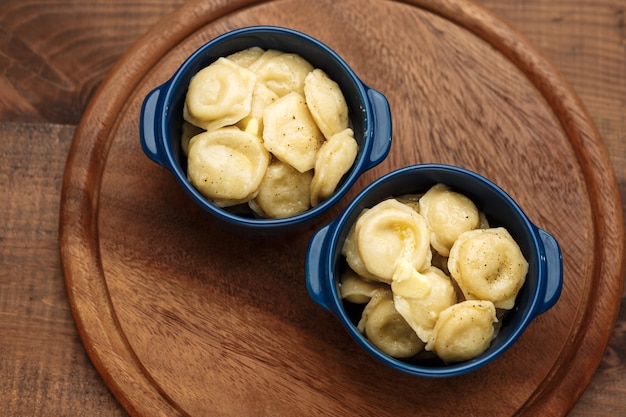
[139, 26, 392, 236]
[305, 164, 563, 377]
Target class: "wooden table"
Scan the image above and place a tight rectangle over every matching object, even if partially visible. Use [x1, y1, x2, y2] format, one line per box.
[1, 0, 624, 415]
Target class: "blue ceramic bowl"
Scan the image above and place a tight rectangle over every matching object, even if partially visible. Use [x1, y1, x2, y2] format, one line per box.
[139, 26, 392, 236]
[306, 164, 563, 377]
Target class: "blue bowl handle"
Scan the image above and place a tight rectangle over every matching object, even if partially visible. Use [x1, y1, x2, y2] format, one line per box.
[140, 84, 167, 166]
[306, 224, 333, 312]
[535, 228, 563, 316]
[364, 88, 392, 170]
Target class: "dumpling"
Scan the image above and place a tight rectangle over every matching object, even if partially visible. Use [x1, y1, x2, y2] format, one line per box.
[310, 128, 358, 207]
[304, 68, 349, 139]
[395, 193, 423, 213]
[419, 183, 480, 257]
[425, 300, 498, 363]
[248, 49, 284, 69]
[391, 259, 433, 301]
[250, 50, 314, 97]
[478, 211, 490, 229]
[391, 262, 457, 343]
[448, 227, 528, 310]
[341, 211, 381, 282]
[262, 92, 325, 173]
[236, 82, 279, 137]
[183, 58, 256, 131]
[226, 46, 265, 68]
[357, 289, 424, 358]
[186, 127, 269, 207]
[248, 160, 313, 218]
[355, 199, 432, 283]
[340, 269, 388, 304]
[180, 121, 204, 156]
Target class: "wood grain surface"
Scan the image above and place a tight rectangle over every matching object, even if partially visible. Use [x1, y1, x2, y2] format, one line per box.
[1, 0, 625, 416]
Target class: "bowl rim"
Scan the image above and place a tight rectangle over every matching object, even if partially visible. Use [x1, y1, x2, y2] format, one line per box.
[320, 163, 546, 377]
[156, 25, 382, 231]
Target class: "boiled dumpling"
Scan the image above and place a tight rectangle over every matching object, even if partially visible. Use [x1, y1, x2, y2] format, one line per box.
[248, 160, 313, 218]
[395, 193, 422, 213]
[355, 199, 432, 283]
[186, 127, 269, 207]
[304, 68, 349, 139]
[479, 211, 490, 229]
[262, 92, 325, 173]
[430, 251, 452, 276]
[248, 49, 283, 68]
[448, 227, 528, 310]
[226, 46, 265, 68]
[310, 128, 358, 207]
[391, 262, 457, 343]
[250, 50, 314, 97]
[357, 289, 424, 358]
[180, 121, 205, 156]
[419, 183, 480, 257]
[183, 57, 256, 131]
[341, 211, 381, 282]
[340, 269, 388, 304]
[425, 300, 498, 363]
[236, 82, 279, 137]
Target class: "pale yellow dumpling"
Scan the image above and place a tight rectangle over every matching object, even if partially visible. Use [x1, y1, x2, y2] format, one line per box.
[310, 128, 358, 207]
[304, 68, 349, 139]
[226, 46, 265, 68]
[341, 211, 381, 282]
[355, 199, 432, 283]
[340, 269, 388, 304]
[236, 82, 279, 136]
[250, 50, 314, 97]
[248, 49, 283, 68]
[180, 121, 204, 156]
[248, 160, 312, 218]
[425, 300, 497, 363]
[357, 289, 424, 358]
[183, 58, 256, 131]
[419, 183, 480, 257]
[448, 227, 528, 310]
[262, 92, 325, 173]
[187, 127, 269, 207]
[391, 263, 457, 343]
[395, 194, 422, 213]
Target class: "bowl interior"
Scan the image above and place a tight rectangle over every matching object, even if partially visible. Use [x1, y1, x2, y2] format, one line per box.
[329, 165, 542, 374]
[161, 27, 369, 221]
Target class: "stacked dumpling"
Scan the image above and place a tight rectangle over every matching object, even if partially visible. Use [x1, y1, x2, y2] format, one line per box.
[340, 184, 529, 363]
[181, 47, 358, 218]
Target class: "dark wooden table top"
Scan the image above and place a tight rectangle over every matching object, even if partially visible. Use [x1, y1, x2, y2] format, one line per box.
[1, 0, 625, 415]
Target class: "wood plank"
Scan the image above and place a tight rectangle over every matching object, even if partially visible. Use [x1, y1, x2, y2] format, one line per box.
[0, 122, 127, 415]
[0, 0, 185, 124]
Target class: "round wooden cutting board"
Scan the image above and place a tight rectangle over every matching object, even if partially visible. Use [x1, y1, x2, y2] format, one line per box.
[59, 0, 625, 416]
